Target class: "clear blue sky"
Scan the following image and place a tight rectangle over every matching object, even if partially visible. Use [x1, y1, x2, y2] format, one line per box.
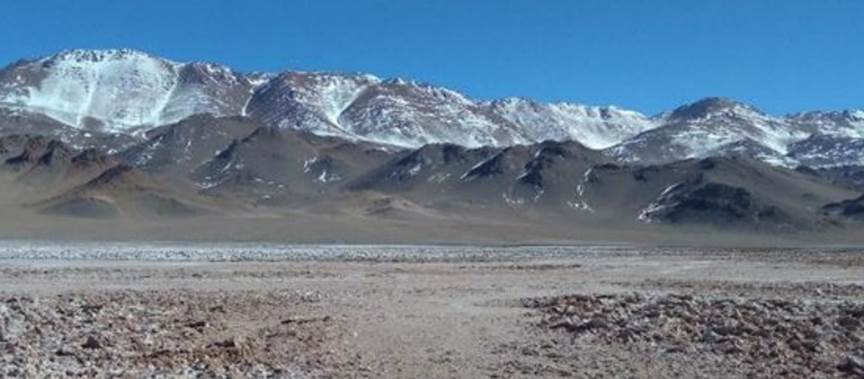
[1, 0, 861, 115]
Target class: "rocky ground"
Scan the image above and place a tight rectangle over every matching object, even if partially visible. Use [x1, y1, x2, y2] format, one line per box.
[523, 293, 864, 378]
[1, 244, 864, 378]
[1, 290, 350, 377]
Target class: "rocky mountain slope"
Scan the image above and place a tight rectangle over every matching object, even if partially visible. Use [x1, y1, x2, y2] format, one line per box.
[1, 49, 863, 240]
[0, 49, 256, 133]
[2, 50, 863, 170]
[0, 50, 655, 150]
[2, 116, 860, 236]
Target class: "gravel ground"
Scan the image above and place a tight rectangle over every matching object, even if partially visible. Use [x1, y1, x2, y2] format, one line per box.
[1, 243, 863, 378]
[1, 290, 348, 378]
[524, 293, 864, 378]
[0, 241, 632, 262]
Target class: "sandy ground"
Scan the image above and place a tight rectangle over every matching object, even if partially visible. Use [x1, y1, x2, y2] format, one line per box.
[2, 244, 864, 378]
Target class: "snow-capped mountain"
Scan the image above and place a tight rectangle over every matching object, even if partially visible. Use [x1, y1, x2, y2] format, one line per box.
[244, 71, 381, 138]
[1, 49, 864, 169]
[606, 98, 864, 167]
[788, 134, 864, 168]
[484, 98, 657, 149]
[787, 110, 864, 138]
[245, 73, 523, 147]
[336, 78, 528, 147]
[606, 98, 804, 164]
[0, 49, 657, 150]
[0, 49, 257, 134]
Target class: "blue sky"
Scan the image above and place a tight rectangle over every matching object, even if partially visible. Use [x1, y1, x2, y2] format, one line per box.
[1, 0, 861, 115]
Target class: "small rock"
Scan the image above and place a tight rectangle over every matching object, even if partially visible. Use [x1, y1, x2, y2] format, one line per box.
[81, 336, 101, 349]
[520, 347, 539, 356]
[838, 355, 864, 377]
[212, 339, 237, 349]
[837, 316, 861, 330]
[55, 348, 75, 356]
[281, 315, 332, 325]
[185, 320, 208, 330]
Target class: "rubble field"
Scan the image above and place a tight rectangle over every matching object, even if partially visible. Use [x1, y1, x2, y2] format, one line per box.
[525, 293, 864, 378]
[1, 244, 863, 378]
[0, 290, 353, 377]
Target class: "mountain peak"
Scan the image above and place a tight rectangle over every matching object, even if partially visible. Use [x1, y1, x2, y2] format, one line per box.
[41, 48, 173, 66]
[0, 48, 256, 132]
[489, 97, 538, 106]
[669, 97, 763, 121]
[787, 109, 864, 128]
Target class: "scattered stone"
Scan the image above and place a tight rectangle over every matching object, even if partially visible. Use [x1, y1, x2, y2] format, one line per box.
[185, 320, 208, 330]
[527, 293, 864, 378]
[80, 304, 103, 313]
[0, 290, 343, 377]
[55, 348, 75, 356]
[81, 336, 101, 349]
[838, 355, 864, 377]
[212, 338, 238, 349]
[281, 315, 332, 325]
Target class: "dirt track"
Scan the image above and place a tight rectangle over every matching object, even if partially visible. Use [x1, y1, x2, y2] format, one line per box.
[2, 245, 864, 378]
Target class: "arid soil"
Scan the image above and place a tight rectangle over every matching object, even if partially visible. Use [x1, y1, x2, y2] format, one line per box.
[1, 244, 864, 378]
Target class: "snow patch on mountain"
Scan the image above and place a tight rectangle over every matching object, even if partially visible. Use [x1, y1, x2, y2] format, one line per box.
[245, 72, 380, 139]
[788, 135, 864, 168]
[606, 98, 820, 165]
[1, 49, 179, 131]
[485, 98, 657, 149]
[787, 110, 864, 139]
[338, 79, 526, 148]
[0, 49, 255, 134]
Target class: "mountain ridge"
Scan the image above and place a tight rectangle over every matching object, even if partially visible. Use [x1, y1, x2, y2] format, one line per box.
[1, 49, 864, 173]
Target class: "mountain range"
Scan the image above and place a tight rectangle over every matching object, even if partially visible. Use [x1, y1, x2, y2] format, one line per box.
[0, 49, 862, 243]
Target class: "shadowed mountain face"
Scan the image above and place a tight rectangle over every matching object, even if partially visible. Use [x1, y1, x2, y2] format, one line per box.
[574, 157, 855, 230]
[348, 140, 612, 212]
[822, 195, 864, 222]
[35, 163, 217, 219]
[810, 166, 864, 192]
[190, 124, 395, 207]
[1, 134, 118, 188]
[0, 135, 235, 220]
[120, 114, 264, 177]
[638, 181, 789, 226]
[344, 141, 859, 231]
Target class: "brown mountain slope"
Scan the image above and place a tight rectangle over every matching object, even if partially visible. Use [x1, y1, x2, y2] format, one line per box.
[1, 135, 119, 192]
[35, 164, 237, 219]
[120, 114, 263, 178]
[349, 140, 613, 213]
[0, 117, 862, 241]
[192, 126, 395, 207]
[578, 157, 857, 230]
